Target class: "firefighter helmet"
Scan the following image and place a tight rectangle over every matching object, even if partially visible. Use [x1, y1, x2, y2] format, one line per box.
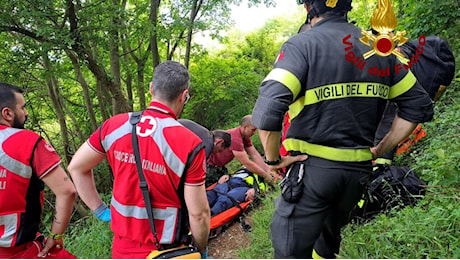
[297, 0, 352, 18]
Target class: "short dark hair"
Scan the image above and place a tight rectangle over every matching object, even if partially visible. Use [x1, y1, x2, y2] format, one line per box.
[0, 83, 23, 111]
[213, 130, 231, 148]
[151, 61, 190, 102]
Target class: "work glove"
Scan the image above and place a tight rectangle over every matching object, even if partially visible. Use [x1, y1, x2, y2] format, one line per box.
[93, 202, 111, 222]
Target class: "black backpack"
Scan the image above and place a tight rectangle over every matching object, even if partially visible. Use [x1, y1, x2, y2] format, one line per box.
[399, 36, 455, 100]
[352, 164, 426, 224]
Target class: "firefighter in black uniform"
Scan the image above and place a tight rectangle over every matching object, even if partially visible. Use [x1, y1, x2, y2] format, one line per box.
[251, 0, 434, 258]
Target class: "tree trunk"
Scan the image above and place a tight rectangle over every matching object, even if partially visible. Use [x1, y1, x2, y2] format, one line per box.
[43, 55, 72, 164]
[110, 0, 123, 114]
[150, 0, 161, 67]
[137, 63, 147, 109]
[185, 0, 202, 68]
[96, 80, 110, 121]
[66, 50, 98, 131]
[63, 101, 85, 151]
[75, 199, 90, 218]
[121, 42, 134, 111]
[168, 30, 185, 61]
[66, 0, 131, 114]
[126, 34, 150, 110]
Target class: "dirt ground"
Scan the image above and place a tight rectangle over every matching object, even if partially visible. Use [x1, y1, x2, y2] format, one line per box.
[207, 217, 253, 259]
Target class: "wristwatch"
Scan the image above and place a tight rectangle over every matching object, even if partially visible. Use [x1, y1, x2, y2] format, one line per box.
[264, 156, 281, 165]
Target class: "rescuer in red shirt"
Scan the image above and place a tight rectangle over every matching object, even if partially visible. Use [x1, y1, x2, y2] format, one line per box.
[206, 115, 275, 187]
[178, 119, 231, 159]
[0, 83, 76, 258]
[68, 61, 210, 259]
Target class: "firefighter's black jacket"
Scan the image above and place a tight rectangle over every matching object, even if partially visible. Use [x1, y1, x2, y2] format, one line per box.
[252, 16, 433, 162]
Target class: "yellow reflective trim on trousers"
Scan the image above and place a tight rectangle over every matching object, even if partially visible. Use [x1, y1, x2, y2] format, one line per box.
[388, 71, 416, 99]
[312, 249, 324, 259]
[283, 139, 373, 162]
[263, 68, 301, 99]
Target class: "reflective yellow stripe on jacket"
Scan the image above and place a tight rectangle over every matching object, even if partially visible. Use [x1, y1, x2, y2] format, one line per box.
[263, 68, 302, 99]
[264, 68, 417, 122]
[388, 70, 416, 99]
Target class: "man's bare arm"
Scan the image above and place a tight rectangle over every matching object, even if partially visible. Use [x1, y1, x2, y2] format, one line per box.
[233, 150, 272, 182]
[39, 166, 76, 257]
[67, 142, 106, 211]
[184, 184, 210, 253]
[371, 114, 417, 159]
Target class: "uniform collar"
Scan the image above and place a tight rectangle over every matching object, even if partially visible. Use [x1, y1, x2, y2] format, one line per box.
[0, 125, 10, 130]
[146, 101, 178, 120]
[313, 15, 347, 28]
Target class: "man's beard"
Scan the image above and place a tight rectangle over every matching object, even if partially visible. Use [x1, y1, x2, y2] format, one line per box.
[12, 115, 26, 129]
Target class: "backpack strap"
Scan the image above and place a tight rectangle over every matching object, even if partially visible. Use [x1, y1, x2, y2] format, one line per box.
[130, 112, 206, 248]
[174, 141, 204, 244]
[129, 111, 162, 250]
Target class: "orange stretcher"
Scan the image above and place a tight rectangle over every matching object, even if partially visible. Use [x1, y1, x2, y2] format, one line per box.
[206, 183, 255, 239]
[396, 124, 427, 156]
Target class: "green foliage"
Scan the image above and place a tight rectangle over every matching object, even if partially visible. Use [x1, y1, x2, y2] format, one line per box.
[237, 189, 278, 259]
[185, 55, 264, 130]
[183, 9, 303, 134]
[340, 195, 460, 258]
[398, 0, 460, 39]
[348, 1, 378, 29]
[405, 100, 460, 187]
[65, 217, 113, 259]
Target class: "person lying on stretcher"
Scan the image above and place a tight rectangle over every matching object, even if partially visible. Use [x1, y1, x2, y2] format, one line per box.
[206, 172, 258, 216]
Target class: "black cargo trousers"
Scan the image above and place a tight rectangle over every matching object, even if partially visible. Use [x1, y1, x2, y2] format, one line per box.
[271, 156, 371, 258]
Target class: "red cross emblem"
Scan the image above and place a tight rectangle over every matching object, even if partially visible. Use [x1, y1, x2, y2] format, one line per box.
[136, 116, 157, 137]
[44, 142, 56, 152]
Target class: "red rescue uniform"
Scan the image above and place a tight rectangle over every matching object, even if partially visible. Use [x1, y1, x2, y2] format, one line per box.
[87, 101, 206, 257]
[0, 125, 61, 257]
